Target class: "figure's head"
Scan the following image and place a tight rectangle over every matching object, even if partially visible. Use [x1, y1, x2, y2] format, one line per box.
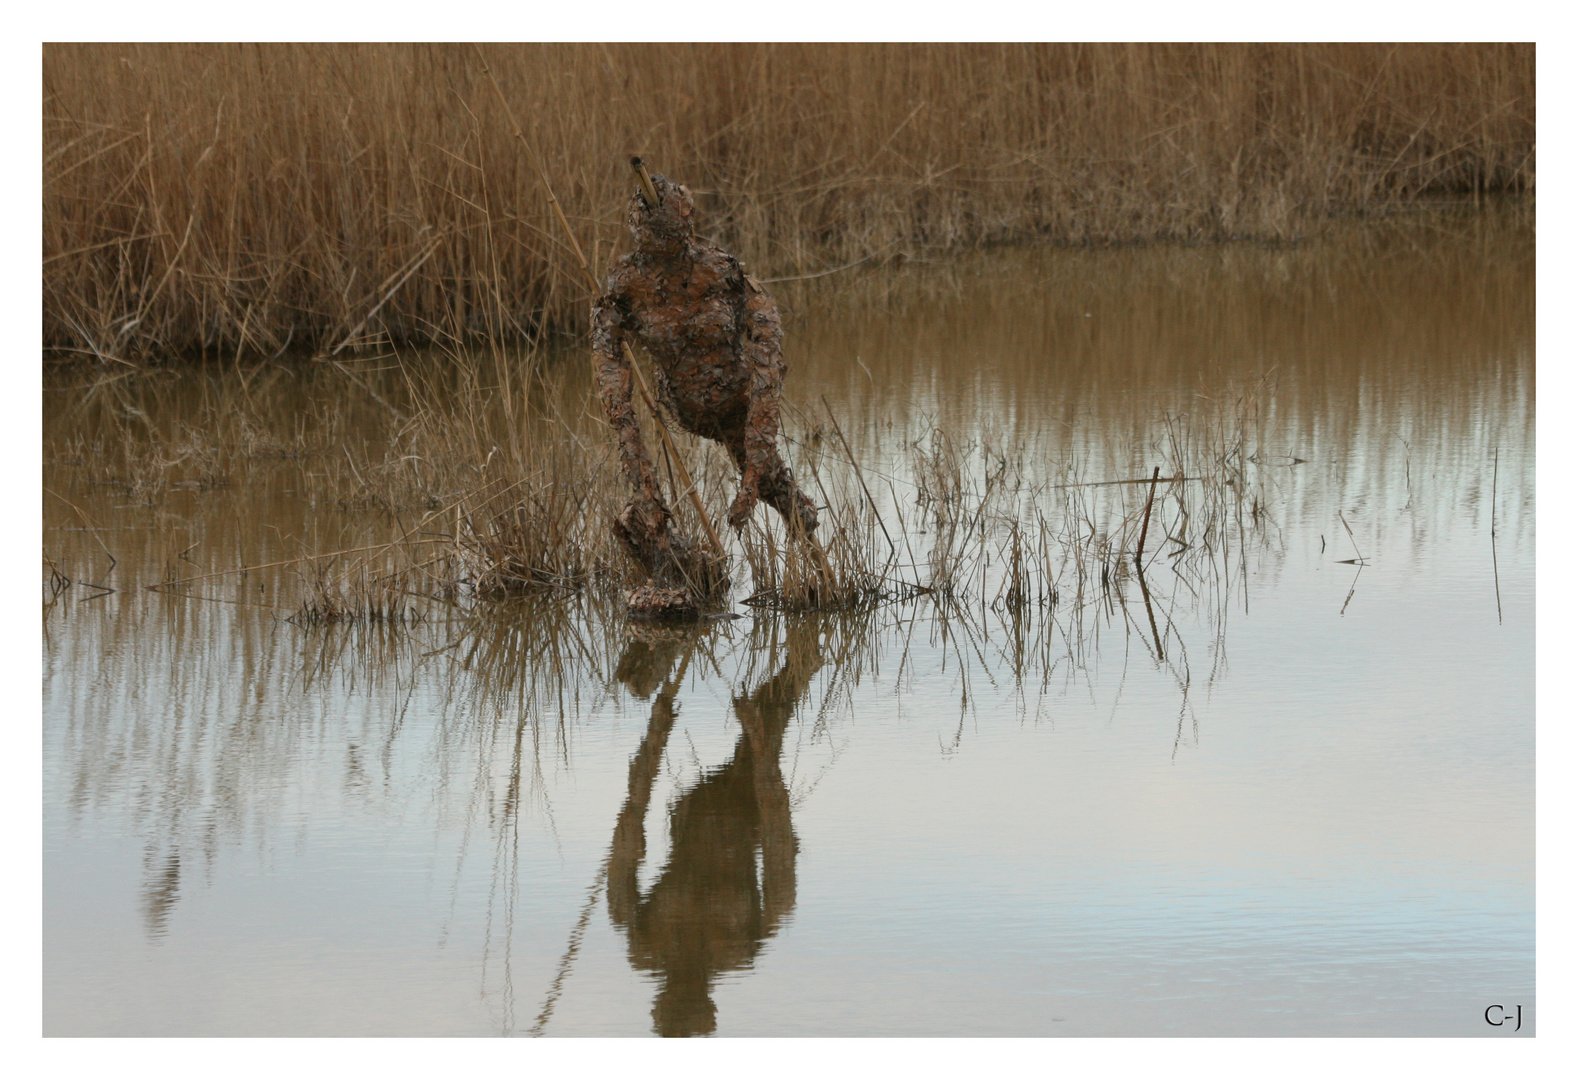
[626, 164, 694, 256]
[652, 968, 717, 1037]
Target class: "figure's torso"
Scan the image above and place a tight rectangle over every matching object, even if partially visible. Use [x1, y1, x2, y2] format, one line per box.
[609, 242, 752, 437]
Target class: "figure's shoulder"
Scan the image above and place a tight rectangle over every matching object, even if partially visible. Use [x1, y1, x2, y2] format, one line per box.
[716, 246, 769, 296]
[728, 253, 769, 299]
[599, 254, 642, 297]
[691, 240, 754, 290]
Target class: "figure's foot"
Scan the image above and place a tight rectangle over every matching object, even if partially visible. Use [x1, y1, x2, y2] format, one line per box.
[727, 484, 760, 531]
[626, 582, 699, 621]
[791, 492, 819, 535]
[613, 494, 675, 573]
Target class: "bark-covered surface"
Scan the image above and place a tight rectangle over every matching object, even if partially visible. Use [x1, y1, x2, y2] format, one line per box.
[593, 173, 817, 616]
[623, 583, 701, 622]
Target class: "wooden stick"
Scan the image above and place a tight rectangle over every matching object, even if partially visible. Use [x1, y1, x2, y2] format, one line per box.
[473, 44, 724, 562]
[623, 340, 725, 559]
[631, 156, 660, 209]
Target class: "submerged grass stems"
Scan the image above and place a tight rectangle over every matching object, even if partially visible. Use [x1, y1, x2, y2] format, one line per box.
[45, 43, 1532, 361]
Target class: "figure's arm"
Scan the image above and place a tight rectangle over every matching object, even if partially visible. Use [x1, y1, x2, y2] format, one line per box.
[734, 694, 798, 935]
[607, 692, 677, 929]
[729, 263, 788, 528]
[735, 624, 821, 937]
[591, 284, 665, 509]
[740, 273, 786, 439]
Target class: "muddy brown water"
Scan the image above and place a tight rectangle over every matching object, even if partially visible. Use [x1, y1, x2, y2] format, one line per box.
[43, 207, 1533, 1036]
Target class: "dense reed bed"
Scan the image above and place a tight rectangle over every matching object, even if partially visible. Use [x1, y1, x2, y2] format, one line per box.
[44, 43, 1532, 361]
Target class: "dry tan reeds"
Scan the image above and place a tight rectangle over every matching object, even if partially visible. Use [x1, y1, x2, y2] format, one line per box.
[44, 43, 1533, 360]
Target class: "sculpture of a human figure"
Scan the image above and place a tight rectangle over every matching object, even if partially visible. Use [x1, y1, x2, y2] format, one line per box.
[591, 164, 818, 609]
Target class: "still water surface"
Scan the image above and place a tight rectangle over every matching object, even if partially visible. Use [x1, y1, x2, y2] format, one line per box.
[43, 209, 1533, 1036]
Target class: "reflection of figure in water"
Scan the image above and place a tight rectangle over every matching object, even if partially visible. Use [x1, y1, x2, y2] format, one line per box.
[607, 620, 823, 1037]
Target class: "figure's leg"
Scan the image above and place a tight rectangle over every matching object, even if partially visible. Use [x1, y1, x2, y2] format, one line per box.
[612, 500, 667, 574]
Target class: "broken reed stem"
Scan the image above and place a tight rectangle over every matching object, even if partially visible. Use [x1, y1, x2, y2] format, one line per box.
[823, 396, 894, 558]
[1135, 465, 1161, 566]
[631, 156, 660, 209]
[1337, 510, 1365, 563]
[1491, 445, 1499, 540]
[330, 238, 443, 356]
[1055, 475, 1194, 490]
[44, 487, 118, 573]
[473, 43, 724, 563]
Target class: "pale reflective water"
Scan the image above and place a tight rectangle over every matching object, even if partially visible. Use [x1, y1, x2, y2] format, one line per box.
[43, 207, 1534, 1036]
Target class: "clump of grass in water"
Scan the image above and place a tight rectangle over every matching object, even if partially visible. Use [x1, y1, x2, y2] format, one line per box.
[737, 515, 885, 613]
[291, 553, 428, 625]
[902, 380, 1281, 627]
